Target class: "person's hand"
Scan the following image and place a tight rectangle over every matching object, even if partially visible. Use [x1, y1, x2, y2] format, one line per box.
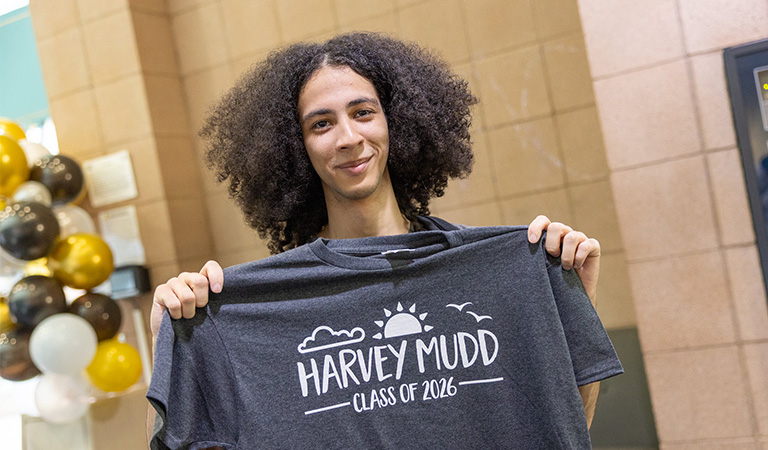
[150, 260, 224, 340]
[527, 215, 601, 305]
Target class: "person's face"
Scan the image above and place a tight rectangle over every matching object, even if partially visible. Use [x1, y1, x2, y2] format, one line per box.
[297, 65, 390, 205]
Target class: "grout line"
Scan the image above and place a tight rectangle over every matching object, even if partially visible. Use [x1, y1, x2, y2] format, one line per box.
[328, 0, 341, 33]
[622, 244, 761, 266]
[270, 0, 286, 43]
[536, 26, 575, 226]
[702, 145, 738, 154]
[128, 4, 167, 18]
[76, 5, 128, 26]
[453, 0, 504, 222]
[438, 173, 613, 212]
[591, 55, 688, 82]
[643, 339, 768, 357]
[479, 104, 596, 134]
[165, 0, 219, 17]
[431, 196, 501, 215]
[70, 0, 108, 158]
[608, 151, 709, 174]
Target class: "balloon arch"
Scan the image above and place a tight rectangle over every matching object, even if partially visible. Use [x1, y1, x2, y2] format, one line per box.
[0, 118, 142, 425]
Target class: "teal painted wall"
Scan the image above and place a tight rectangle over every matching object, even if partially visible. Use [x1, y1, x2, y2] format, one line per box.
[0, 6, 49, 127]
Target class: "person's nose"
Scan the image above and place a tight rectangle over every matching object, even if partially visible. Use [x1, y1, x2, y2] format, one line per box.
[335, 117, 363, 151]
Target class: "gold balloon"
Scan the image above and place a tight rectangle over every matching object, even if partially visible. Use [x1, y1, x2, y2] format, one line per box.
[25, 258, 52, 277]
[0, 119, 26, 142]
[86, 339, 142, 392]
[50, 233, 114, 290]
[0, 135, 29, 196]
[0, 299, 16, 333]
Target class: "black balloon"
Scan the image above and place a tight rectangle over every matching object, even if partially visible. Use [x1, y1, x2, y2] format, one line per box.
[69, 293, 122, 341]
[0, 329, 40, 381]
[30, 155, 84, 205]
[8, 275, 67, 329]
[0, 202, 60, 260]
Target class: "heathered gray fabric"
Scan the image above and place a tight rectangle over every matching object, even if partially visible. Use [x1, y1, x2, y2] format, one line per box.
[148, 221, 622, 450]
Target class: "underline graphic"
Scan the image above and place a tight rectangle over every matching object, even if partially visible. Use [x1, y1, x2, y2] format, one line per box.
[458, 377, 505, 386]
[304, 402, 351, 415]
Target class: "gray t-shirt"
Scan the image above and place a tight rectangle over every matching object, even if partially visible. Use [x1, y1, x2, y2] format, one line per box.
[148, 223, 623, 450]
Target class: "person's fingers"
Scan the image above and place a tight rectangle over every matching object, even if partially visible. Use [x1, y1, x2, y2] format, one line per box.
[543, 222, 573, 258]
[187, 270, 211, 309]
[154, 281, 182, 320]
[200, 260, 224, 295]
[573, 238, 601, 269]
[560, 231, 587, 270]
[527, 215, 551, 243]
[151, 268, 213, 330]
[167, 273, 205, 319]
[150, 287, 170, 338]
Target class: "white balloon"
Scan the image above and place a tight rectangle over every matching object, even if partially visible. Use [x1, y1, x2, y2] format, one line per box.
[0, 273, 23, 297]
[12, 181, 52, 206]
[0, 247, 27, 275]
[29, 314, 97, 375]
[53, 205, 96, 237]
[63, 286, 87, 304]
[0, 248, 27, 295]
[18, 140, 51, 167]
[35, 373, 90, 425]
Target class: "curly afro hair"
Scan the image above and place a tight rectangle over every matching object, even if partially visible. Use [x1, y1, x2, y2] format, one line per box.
[200, 32, 477, 254]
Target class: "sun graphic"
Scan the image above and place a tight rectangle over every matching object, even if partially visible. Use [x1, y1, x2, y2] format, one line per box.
[372, 302, 433, 339]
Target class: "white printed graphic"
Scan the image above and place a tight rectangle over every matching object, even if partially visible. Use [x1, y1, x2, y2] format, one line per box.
[372, 302, 433, 340]
[304, 402, 351, 415]
[297, 326, 366, 354]
[296, 302, 503, 416]
[446, 302, 473, 311]
[458, 377, 504, 385]
[446, 303, 493, 323]
[466, 311, 492, 322]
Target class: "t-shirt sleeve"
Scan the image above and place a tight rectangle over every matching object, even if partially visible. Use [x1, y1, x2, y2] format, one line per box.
[545, 255, 624, 386]
[147, 309, 239, 450]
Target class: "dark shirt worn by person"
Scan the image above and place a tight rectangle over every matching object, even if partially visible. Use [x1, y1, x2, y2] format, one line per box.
[148, 219, 623, 450]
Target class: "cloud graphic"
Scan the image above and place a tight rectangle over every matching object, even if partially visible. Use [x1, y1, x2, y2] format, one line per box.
[297, 326, 366, 354]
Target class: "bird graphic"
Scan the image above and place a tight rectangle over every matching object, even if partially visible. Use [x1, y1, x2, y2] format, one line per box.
[446, 302, 473, 311]
[466, 311, 492, 322]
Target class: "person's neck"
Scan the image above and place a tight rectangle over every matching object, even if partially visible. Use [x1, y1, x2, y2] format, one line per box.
[318, 181, 410, 240]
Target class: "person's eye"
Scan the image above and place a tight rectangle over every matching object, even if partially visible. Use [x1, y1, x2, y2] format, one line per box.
[312, 120, 330, 130]
[355, 109, 374, 118]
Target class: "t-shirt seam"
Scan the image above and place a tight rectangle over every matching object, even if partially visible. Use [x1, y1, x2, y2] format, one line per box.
[203, 308, 241, 449]
[576, 361, 625, 386]
[309, 226, 526, 271]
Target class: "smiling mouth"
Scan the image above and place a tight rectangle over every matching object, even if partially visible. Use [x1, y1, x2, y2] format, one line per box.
[337, 156, 373, 173]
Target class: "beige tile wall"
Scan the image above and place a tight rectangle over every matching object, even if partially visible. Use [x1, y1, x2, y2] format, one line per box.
[28, 0, 641, 445]
[25, 5, 768, 448]
[28, 0, 217, 448]
[164, 0, 635, 329]
[30, 0, 215, 286]
[580, 0, 768, 446]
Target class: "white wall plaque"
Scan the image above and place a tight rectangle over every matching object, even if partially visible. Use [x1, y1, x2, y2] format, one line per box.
[97, 205, 146, 267]
[82, 150, 138, 207]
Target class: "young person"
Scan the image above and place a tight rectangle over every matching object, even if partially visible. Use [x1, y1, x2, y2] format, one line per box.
[148, 32, 617, 449]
